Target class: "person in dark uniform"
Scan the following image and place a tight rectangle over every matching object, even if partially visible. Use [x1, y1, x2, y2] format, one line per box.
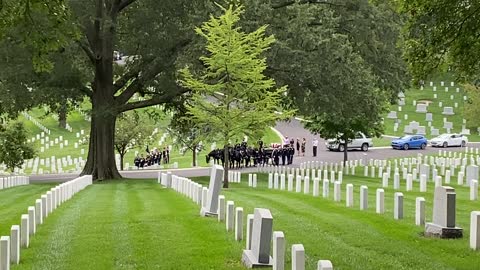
[288, 146, 295, 164]
[134, 154, 141, 169]
[258, 139, 264, 150]
[281, 147, 287, 165]
[272, 148, 280, 166]
[296, 138, 300, 156]
[301, 138, 306, 156]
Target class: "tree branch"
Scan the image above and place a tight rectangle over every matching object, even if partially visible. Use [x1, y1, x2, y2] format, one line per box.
[113, 67, 140, 92]
[77, 40, 95, 64]
[272, 0, 346, 9]
[118, 0, 137, 13]
[115, 38, 192, 104]
[119, 89, 188, 112]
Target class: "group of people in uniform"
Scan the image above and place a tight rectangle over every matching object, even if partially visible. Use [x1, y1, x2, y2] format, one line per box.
[134, 147, 170, 169]
[269, 137, 296, 166]
[206, 139, 296, 168]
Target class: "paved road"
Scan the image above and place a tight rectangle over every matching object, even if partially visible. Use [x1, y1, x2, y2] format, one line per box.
[29, 118, 474, 182]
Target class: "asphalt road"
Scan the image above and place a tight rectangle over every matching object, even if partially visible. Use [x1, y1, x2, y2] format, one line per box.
[29, 118, 474, 182]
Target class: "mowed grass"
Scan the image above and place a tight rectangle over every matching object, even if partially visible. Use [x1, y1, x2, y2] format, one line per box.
[193, 173, 480, 269]
[0, 184, 57, 236]
[14, 180, 245, 270]
[383, 79, 480, 141]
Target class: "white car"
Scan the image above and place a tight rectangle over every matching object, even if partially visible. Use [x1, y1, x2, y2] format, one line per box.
[326, 133, 373, 152]
[430, 134, 468, 148]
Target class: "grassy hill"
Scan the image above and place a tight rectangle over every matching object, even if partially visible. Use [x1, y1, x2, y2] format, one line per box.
[383, 78, 478, 140]
[16, 104, 282, 175]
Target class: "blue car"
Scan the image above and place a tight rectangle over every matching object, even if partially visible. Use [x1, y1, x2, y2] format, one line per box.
[391, 135, 428, 150]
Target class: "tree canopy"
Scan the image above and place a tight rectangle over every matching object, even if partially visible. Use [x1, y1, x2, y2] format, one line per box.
[179, 3, 290, 187]
[0, 121, 35, 172]
[403, 0, 480, 82]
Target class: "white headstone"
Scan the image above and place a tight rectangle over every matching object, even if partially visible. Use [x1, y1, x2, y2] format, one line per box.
[242, 208, 273, 268]
[272, 231, 285, 270]
[394, 192, 404, 220]
[471, 211, 480, 250]
[425, 186, 463, 238]
[200, 165, 224, 217]
[416, 197, 426, 226]
[416, 104, 428, 113]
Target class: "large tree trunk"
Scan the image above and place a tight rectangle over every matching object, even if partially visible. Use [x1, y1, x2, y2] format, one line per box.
[80, 0, 122, 181]
[120, 153, 124, 171]
[81, 116, 95, 176]
[223, 145, 229, 188]
[342, 135, 348, 166]
[192, 146, 197, 167]
[81, 82, 122, 181]
[58, 102, 67, 129]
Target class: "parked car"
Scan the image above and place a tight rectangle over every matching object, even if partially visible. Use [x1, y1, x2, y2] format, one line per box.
[326, 132, 373, 152]
[430, 133, 468, 148]
[391, 135, 428, 150]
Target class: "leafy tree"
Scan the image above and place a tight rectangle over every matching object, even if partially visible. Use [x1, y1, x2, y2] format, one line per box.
[237, 0, 403, 163]
[304, 42, 388, 164]
[168, 109, 206, 167]
[241, 0, 410, 105]
[402, 0, 480, 82]
[66, 0, 208, 180]
[0, 41, 89, 127]
[403, 0, 480, 127]
[0, 121, 35, 172]
[179, 4, 290, 188]
[114, 111, 153, 171]
[0, 0, 76, 71]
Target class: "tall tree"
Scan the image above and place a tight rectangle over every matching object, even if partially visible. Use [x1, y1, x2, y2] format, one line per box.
[237, 0, 407, 160]
[304, 41, 388, 164]
[179, 4, 290, 188]
[67, 0, 207, 180]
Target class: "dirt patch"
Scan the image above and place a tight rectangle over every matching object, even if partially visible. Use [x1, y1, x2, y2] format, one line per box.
[417, 100, 433, 105]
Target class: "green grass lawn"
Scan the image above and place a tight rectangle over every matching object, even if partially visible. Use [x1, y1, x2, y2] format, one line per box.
[192, 173, 480, 269]
[372, 136, 395, 147]
[383, 78, 480, 141]
[13, 180, 245, 270]
[7, 175, 480, 269]
[0, 184, 57, 237]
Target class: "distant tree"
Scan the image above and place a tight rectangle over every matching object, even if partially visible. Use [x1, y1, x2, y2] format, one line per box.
[179, 4, 290, 188]
[303, 42, 388, 164]
[0, 121, 35, 172]
[114, 111, 153, 171]
[168, 109, 206, 167]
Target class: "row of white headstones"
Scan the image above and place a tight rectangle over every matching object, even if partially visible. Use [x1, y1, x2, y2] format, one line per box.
[259, 167, 479, 248]
[159, 167, 335, 270]
[0, 175, 92, 270]
[28, 130, 86, 152]
[0, 176, 29, 190]
[21, 112, 51, 135]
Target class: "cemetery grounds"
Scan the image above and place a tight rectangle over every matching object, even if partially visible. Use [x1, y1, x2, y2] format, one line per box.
[1, 150, 480, 269]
